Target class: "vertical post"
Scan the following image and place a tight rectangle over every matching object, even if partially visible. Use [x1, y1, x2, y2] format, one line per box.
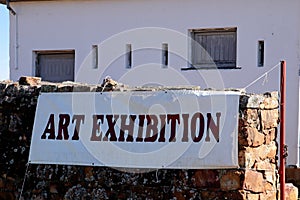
[280, 60, 286, 200]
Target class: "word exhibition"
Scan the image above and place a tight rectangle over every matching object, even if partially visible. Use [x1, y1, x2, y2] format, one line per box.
[29, 91, 240, 168]
[40, 112, 221, 143]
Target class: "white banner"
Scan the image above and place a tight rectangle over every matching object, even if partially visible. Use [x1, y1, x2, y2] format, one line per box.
[29, 90, 240, 169]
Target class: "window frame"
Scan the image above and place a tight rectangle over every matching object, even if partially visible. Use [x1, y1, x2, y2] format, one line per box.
[162, 43, 168, 68]
[92, 45, 99, 69]
[188, 27, 238, 69]
[125, 44, 132, 69]
[257, 40, 264, 67]
[33, 49, 75, 82]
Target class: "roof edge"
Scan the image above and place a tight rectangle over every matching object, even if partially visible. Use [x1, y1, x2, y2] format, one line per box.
[0, 0, 55, 4]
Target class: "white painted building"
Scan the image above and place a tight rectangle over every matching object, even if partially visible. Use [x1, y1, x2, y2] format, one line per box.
[2, 0, 300, 166]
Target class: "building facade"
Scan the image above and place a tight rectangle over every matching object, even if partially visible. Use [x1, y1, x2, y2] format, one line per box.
[2, 0, 300, 166]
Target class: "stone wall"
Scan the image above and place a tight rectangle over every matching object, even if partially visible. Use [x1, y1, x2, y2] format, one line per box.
[0, 77, 280, 199]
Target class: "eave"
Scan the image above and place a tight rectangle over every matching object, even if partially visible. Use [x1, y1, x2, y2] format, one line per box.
[0, 0, 55, 4]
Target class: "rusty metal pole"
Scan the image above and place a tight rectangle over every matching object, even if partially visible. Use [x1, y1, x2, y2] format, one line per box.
[280, 60, 286, 200]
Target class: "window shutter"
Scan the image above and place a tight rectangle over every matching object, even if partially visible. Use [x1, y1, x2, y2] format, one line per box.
[191, 28, 237, 68]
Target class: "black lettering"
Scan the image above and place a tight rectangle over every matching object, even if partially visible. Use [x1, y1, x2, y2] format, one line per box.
[167, 114, 180, 142]
[56, 114, 70, 140]
[103, 115, 118, 141]
[119, 115, 136, 142]
[90, 115, 104, 141]
[41, 114, 55, 139]
[206, 112, 221, 142]
[136, 115, 145, 142]
[158, 115, 166, 142]
[191, 113, 204, 142]
[144, 115, 158, 142]
[71, 115, 85, 140]
[181, 114, 189, 142]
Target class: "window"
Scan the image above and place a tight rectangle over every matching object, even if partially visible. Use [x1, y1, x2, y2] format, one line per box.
[92, 45, 98, 69]
[257, 41, 264, 67]
[162, 43, 168, 67]
[190, 27, 237, 69]
[126, 44, 132, 68]
[35, 50, 75, 82]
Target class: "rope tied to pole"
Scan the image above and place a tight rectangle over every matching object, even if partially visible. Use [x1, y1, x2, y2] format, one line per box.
[243, 62, 280, 90]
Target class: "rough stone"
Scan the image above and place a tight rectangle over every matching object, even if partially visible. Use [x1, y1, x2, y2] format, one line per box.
[254, 160, 276, 171]
[263, 97, 279, 109]
[72, 84, 92, 92]
[0, 80, 12, 91]
[246, 193, 259, 200]
[240, 127, 265, 147]
[264, 170, 277, 186]
[285, 183, 298, 200]
[261, 109, 279, 129]
[257, 142, 277, 160]
[243, 170, 264, 193]
[57, 83, 74, 92]
[0, 192, 15, 200]
[259, 190, 277, 200]
[200, 190, 222, 199]
[59, 81, 92, 92]
[0, 78, 280, 199]
[238, 148, 257, 169]
[250, 128, 265, 147]
[263, 181, 275, 191]
[49, 183, 59, 194]
[173, 191, 186, 200]
[40, 82, 58, 92]
[192, 170, 220, 188]
[220, 170, 241, 191]
[239, 94, 264, 109]
[89, 85, 98, 92]
[5, 82, 19, 95]
[222, 190, 247, 200]
[239, 143, 277, 170]
[263, 128, 276, 144]
[240, 109, 259, 128]
[19, 76, 41, 86]
[278, 183, 298, 200]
